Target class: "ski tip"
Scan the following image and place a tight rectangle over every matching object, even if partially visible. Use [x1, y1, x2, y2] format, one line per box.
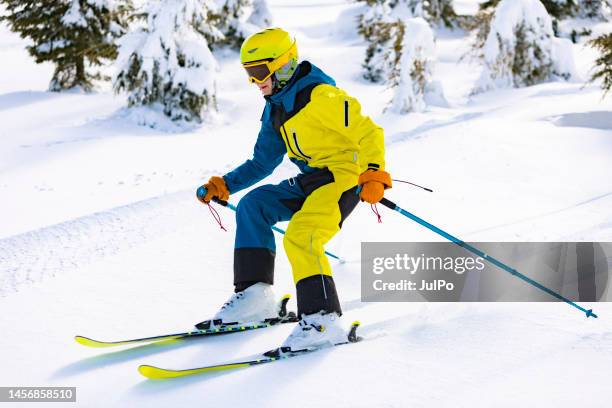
[74, 335, 112, 348]
[138, 365, 167, 380]
[586, 309, 598, 318]
[139, 364, 190, 380]
[139, 362, 252, 379]
[74, 335, 92, 347]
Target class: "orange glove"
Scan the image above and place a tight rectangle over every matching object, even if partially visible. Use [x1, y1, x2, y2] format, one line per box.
[198, 176, 230, 204]
[358, 170, 392, 204]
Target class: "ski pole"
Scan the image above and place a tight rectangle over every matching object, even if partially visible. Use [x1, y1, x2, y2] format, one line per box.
[196, 186, 344, 263]
[378, 197, 598, 319]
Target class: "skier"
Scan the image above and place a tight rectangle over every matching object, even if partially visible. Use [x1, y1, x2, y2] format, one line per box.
[197, 28, 391, 351]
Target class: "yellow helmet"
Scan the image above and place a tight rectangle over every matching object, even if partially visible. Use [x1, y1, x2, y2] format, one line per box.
[240, 28, 299, 84]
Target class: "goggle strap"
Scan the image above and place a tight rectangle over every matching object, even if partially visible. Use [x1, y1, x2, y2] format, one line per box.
[242, 41, 297, 83]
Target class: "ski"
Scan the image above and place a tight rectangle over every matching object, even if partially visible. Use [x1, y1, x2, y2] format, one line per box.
[138, 321, 362, 379]
[75, 295, 298, 348]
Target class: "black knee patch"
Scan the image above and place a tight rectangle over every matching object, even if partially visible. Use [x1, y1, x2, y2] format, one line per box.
[234, 248, 275, 289]
[296, 275, 342, 317]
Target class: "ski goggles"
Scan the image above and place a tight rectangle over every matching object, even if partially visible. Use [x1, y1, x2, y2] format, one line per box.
[242, 41, 298, 84]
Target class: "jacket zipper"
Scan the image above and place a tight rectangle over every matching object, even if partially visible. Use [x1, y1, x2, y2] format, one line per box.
[344, 100, 349, 127]
[281, 126, 306, 160]
[292, 130, 312, 160]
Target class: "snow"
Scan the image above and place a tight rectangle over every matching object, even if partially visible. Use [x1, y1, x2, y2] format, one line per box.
[551, 36, 579, 80]
[248, 0, 274, 27]
[552, 110, 612, 130]
[62, 0, 117, 27]
[1, 1, 612, 407]
[558, 16, 612, 40]
[36, 40, 70, 54]
[62, 0, 89, 27]
[334, 2, 367, 40]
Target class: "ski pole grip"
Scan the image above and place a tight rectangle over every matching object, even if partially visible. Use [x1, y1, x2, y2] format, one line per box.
[196, 186, 229, 207]
[196, 186, 207, 200]
[213, 197, 229, 206]
[379, 197, 397, 210]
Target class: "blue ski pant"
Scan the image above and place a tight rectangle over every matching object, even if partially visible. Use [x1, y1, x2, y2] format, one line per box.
[233, 167, 359, 317]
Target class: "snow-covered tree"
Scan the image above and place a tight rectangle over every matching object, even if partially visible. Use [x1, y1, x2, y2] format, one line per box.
[576, 0, 612, 19]
[358, 0, 458, 31]
[211, 0, 273, 49]
[248, 0, 273, 27]
[589, 33, 612, 95]
[358, 1, 396, 82]
[114, 0, 221, 124]
[405, 0, 458, 28]
[480, 0, 611, 22]
[358, 0, 458, 82]
[0, 0, 129, 91]
[542, 0, 578, 18]
[479, 0, 576, 19]
[357, 3, 445, 112]
[472, 0, 557, 93]
[388, 17, 444, 113]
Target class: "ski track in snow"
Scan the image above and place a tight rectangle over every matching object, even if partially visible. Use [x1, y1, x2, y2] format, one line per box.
[0, 191, 198, 296]
[465, 190, 612, 239]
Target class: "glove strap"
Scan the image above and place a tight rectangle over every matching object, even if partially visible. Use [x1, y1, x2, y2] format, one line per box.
[207, 202, 227, 232]
[370, 203, 382, 223]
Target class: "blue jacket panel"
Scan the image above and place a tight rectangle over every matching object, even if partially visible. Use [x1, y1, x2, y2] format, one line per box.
[223, 119, 285, 194]
[223, 61, 336, 194]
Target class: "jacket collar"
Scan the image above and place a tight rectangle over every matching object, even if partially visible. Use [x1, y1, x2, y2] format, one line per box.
[264, 61, 336, 113]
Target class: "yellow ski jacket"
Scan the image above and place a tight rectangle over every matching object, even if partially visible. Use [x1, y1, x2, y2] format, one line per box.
[223, 61, 385, 194]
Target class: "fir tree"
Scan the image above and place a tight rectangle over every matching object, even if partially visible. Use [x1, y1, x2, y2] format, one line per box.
[576, 0, 612, 19]
[114, 0, 221, 124]
[589, 33, 612, 95]
[358, 0, 458, 30]
[409, 0, 458, 28]
[248, 0, 273, 27]
[358, 1, 397, 82]
[477, 0, 581, 37]
[479, 0, 576, 19]
[387, 17, 443, 113]
[211, 0, 273, 49]
[471, 0, 557, 92]
[1, 0, 129, 91]
[356, 2, 445, 111]
[358, 0, 458, 83]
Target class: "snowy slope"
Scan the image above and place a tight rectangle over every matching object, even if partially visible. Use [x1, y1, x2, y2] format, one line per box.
[1, 1, 612, 407]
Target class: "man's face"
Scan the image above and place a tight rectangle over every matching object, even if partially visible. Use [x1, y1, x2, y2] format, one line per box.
[256, 77, 273, 96]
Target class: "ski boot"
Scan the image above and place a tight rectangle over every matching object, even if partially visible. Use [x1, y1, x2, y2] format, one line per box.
[278, 311, 349, 353]
[195, 283, 297, 330]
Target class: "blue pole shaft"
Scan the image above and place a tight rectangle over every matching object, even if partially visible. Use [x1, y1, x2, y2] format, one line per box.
[379, 198, 598, 319]
[197, 187, 343, 262]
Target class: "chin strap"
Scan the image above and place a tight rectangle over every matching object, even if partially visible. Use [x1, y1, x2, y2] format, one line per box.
[271, 75, 285, 94]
